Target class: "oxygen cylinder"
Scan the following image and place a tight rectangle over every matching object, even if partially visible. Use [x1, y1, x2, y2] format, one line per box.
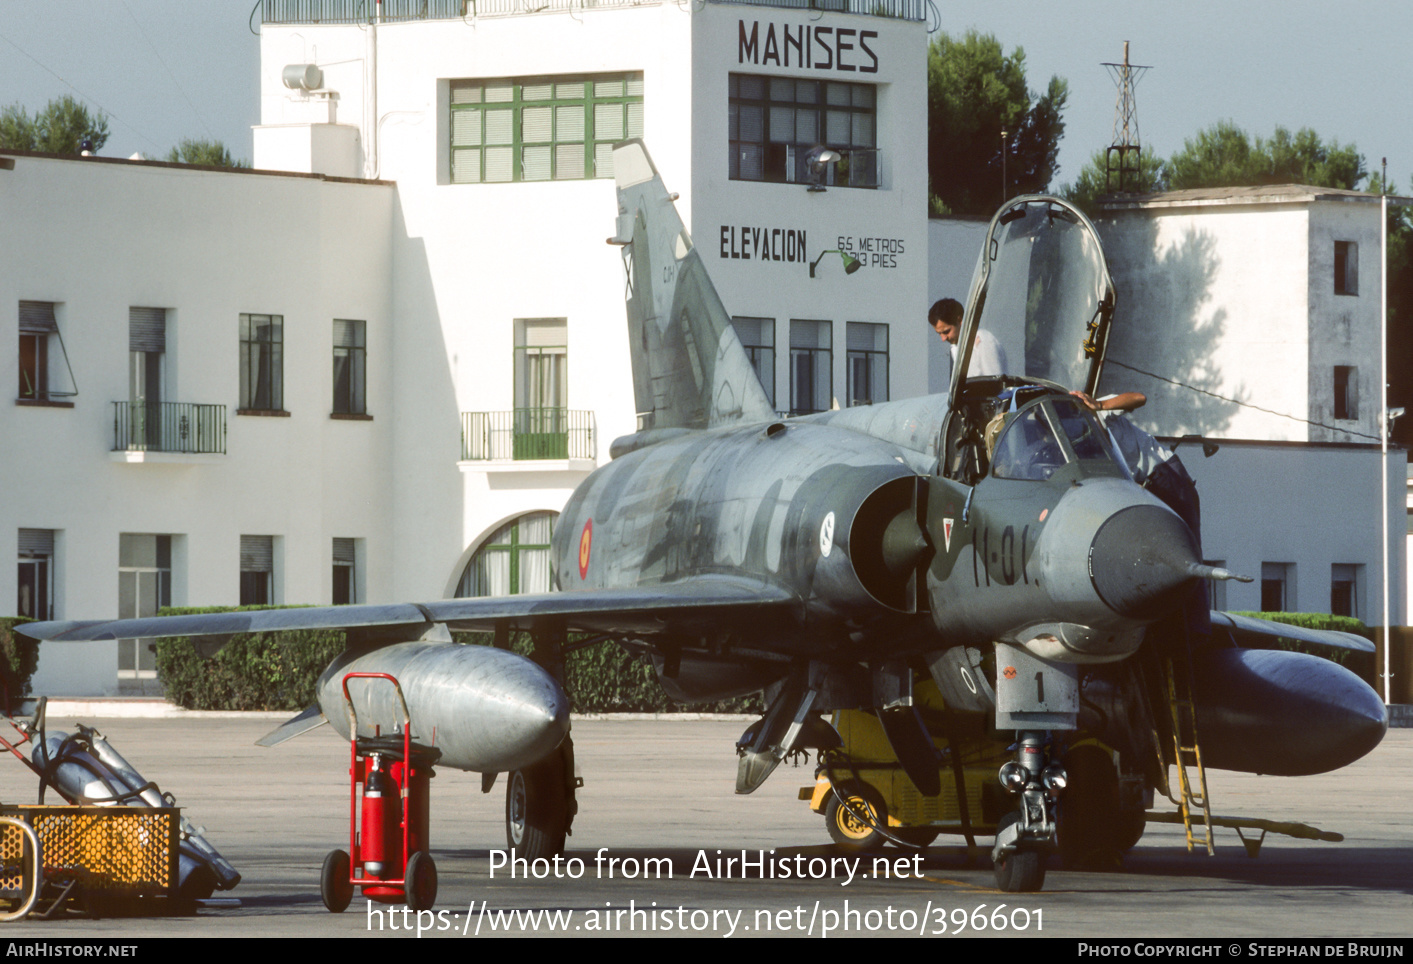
[33, 727, 241, 899]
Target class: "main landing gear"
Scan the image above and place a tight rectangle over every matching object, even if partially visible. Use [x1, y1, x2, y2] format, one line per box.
[505, 734, 577, 859]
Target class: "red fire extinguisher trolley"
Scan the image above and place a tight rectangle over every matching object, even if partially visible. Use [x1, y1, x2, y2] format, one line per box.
[321, 672, 440, 913]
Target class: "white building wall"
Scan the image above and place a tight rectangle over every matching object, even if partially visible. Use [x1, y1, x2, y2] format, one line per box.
[0, 155, 395, 694]
[256, 4, 927, 598]
[1095, 203, 1313, 441]
[690, 6, 930, 408]
[1306, 200, 1384, 443]
[1184, 441, 1404, 626]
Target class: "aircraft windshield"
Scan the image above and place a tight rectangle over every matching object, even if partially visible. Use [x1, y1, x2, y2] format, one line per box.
[955, 197, 1115, 399]
[991, 398, 1120, 481]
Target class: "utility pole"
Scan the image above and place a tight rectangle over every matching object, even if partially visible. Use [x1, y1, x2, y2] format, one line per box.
[1103, 41, 1151, 194]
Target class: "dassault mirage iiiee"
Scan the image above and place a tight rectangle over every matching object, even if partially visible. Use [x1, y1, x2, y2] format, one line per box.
[20, 140, 1388, 894]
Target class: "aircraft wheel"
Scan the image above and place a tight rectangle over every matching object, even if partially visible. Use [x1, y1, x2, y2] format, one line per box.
[405, 851, 438, 911]
[1115, 805, 1147, 852]
[320, 849, 354, 913]
[892, 828, 939, 849]
[992, 813, 1045, 893]
[1057, 745, 1124, 869]
[824, 783, 888, 854]
[506, 757, 568, 859]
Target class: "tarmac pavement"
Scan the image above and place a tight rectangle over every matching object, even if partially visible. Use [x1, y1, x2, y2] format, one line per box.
[0, 715, 1407, 939]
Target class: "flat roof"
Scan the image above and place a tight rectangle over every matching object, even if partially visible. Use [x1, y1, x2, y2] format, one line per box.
[0, 148, 394, 187]
[1099, 183, 1413, 211]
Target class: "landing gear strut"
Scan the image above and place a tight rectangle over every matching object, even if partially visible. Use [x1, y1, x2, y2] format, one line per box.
[991, 731, 1065, 893]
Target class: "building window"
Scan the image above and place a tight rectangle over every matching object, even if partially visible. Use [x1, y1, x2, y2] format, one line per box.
[118, 534, 171, 680]
[17, 528, 54, 621]
[513, 318, 568, 459]
[1335, 241, 1358, 295]
[732, 316, 776, 407]
[240, 535, 274, 605]
[1331, 564, 1362, 619]
[450, 73, 643, 184]
[239, 314, 283, 412]
[729, 74, 878, 187]
[129, 307, 166, 448]
[456, 513, 556, 597]
[846, 322, 888, 406]
[18, 301, 76, 402]
[1260, 562, 1293, 612]
[333, 537, 357, 604]
[333, 320, 366, 415]
[1334, 365, 1357, 420]
[789, 319, 832, 415]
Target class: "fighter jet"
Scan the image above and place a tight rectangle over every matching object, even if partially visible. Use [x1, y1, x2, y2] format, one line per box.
[18, 141, 1388, 893]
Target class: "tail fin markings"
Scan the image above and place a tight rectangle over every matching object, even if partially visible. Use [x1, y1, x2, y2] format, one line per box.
[612, 140, 775, 434]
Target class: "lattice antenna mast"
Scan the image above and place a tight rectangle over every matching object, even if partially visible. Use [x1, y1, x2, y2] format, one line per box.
[1102, 41, 1151, 193]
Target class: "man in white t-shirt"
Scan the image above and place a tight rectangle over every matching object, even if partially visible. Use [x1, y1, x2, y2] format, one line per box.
[930, 298, 1008, 380]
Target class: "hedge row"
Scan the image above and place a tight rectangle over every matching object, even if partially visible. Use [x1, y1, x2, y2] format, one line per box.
[459, 632, 763, 715]
[154, 606, 344, 711]
[1227, 611, 1374, 680]
[0, 617, 39, 706]
[153, 607, 762, 714]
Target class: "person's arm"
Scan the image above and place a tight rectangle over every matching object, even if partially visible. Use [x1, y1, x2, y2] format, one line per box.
[1099, 392, 1146, 412]
[1071, 390, 1146, 413]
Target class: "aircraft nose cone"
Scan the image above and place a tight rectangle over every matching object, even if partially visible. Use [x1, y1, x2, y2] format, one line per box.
[1088, 504, 1202, 619]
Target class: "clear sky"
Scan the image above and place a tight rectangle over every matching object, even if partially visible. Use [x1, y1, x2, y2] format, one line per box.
[0, 0, 1409, 188]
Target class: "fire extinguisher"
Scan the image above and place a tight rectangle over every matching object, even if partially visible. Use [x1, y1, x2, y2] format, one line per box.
[361, 754, 403, 879]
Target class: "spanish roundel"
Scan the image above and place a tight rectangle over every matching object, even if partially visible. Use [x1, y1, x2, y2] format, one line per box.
[578, 519, 593, 579]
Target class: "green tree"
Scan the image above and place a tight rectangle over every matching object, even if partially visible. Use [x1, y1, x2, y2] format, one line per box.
[166, 138, 250, 169]
[927, 30, 1068, 216]
[1166, 121, 1365, 191]
[0, 95, 110, 154]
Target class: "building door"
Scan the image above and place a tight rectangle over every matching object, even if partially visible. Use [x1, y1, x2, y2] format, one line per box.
[118, 534, 170, 694]
[513, 319, 567, 459]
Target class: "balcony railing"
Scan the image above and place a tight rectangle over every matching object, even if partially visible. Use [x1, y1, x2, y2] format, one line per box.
[461, 409, 595, 462]
[113, 402, 227, 455]
[261, 0, 925, 24]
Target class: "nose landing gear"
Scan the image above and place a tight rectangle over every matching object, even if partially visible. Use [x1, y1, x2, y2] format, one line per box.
[991, 731, 1065, 893]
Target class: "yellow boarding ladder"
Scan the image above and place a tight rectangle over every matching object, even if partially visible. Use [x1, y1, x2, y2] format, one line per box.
[1163, 655, 1213, 855]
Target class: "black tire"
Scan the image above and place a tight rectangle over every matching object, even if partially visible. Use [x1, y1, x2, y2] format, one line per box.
[405, 851, 437, 911]
[506, 757, 568, 859]
[993, 813, 1046, 893]
[1115, 806, 1147, 852]
[1057, 745, 1125, 869]
[892, 827, 940, 849]
[823, 783, 888, 854]
[320, 849, 354, 913]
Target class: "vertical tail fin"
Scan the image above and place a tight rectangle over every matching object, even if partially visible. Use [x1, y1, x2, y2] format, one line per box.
[611, 140, 775, 432]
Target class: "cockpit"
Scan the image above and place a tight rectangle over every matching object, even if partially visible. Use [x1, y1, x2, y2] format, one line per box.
[938, 195, 1120, 488]
[991, 394, 1124, 481]
[945, 384, 1127, 486]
